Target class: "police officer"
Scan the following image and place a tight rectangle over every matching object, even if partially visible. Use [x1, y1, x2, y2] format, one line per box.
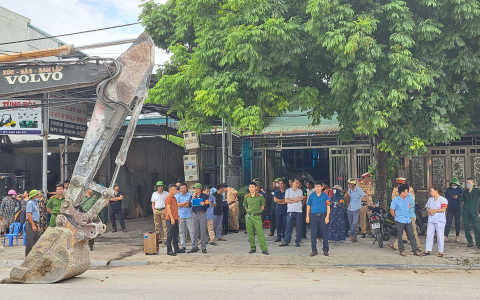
[356, 173, 374, 238]
[244, 182, 269, 255]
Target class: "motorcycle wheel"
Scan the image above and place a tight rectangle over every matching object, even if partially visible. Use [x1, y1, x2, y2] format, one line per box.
[383, 231, 391, 241]
[375, 228, 383, 248]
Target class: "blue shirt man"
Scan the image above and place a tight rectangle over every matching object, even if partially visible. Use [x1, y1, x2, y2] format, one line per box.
[307, 192, 330, 214]
[390, 195, 412, 224]
[274, 189, 287, 213]
[347, 186, 365, 211]
[175, 192, 193, 219]
[408, 193, 416, 219]
[26, 199, 40, 223]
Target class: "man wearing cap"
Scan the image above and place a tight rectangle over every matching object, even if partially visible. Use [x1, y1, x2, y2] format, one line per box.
[110, 183, 126, 233]
[346, 179, 365, 242]
[462, 178, 480, 248]
[152, 181, 168, 243]
[392, 178, 415, 200]
[176, 182, 194, 250]
[25, 190, 41, 256]
[244, 182, 269, 255]
[1, 190, 18, 236]
[188, 183, 210, 254]
[274, 179, 287, 242]
[268, 178, 282, 237]
[47, 184, 65, 228]
[356, 173, 375, 238]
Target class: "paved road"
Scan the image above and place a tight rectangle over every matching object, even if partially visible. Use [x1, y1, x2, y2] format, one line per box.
[1, 265, 479, 299]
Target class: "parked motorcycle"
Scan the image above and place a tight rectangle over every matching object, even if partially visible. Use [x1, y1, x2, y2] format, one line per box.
[415, 204, 428, 236]
[368, 200, 391, 248]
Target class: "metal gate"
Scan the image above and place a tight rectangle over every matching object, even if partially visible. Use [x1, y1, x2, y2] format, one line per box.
[329, 148, 351, 189]
[353, 148, 372, 178]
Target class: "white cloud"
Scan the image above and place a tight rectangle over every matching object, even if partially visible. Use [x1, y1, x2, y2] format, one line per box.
[1, 0, 170, 67]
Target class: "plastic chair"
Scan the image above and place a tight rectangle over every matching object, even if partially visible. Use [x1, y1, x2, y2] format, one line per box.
[23, 223, 26, 246]
[263, 220, 271, 229]
[3, 222, 22, 247]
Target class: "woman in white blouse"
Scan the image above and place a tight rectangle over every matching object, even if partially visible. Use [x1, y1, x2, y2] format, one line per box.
[423, 186, 448, 257]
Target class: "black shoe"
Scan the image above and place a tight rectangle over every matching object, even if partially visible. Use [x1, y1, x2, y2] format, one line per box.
[274, 238, 282, 242]
[361, 233, 366, 238]
[234, 230, 239, 233]
[176, 249, 186, 254]
[180, 247, 186, 251]
[244, 231, 248, 234]
[187, 248, 199, 253]
[296, 243, 301, 247]
[279, 243, 288, 247]
[210, 242, 217, 246]
[123, 229, 127, 233]
[403, 240, 408, 244]
[467, 244, 474, 247]
[262, 251, 269, 255]
[89, 246, 93, 251]
[159, 241, 163, 245]
[112, 229, 117, 233]
[249, 249, 256, 254]
[370, 234, 375, 238]
[167, 251, 177, 256]
[202, 249, 207, 254]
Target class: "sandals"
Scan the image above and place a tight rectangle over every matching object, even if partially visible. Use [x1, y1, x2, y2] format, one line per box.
[400, 252, 406, 256]
[414, 251, 422, 256]
[388, 244, 397, 251]
[422, 252, 430, 256]
[438, 253, 444, 257]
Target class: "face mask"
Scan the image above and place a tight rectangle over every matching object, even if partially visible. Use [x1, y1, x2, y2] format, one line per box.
[466, 183, 473, 189]
[333, 190, 337, 195]
[276, 183, 279, 187]
[452, 185, 457, 189]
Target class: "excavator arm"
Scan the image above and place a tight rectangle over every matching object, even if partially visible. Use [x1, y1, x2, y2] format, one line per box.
[3, 33, 155, 283]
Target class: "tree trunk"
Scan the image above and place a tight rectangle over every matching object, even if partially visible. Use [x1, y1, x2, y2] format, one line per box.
[375, 132, 388, 202]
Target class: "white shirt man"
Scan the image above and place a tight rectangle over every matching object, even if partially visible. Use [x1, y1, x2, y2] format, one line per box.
[151, 181, 169, 243]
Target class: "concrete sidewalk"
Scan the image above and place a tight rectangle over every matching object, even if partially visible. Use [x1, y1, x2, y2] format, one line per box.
[2, 216, 480, 269]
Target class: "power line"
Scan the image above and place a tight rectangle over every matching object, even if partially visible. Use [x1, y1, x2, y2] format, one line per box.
[0, 22, 141, 46]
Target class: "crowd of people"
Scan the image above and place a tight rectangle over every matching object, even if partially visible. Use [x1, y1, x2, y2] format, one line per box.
[0, 180, 125, 255]
[2, 173, 480, 259]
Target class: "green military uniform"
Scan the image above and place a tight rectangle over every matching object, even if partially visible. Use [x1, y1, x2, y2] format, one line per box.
[81, 194, 99, 249]
[244, 193, 268, 252]
[462, 188, 480, 247]
[46, 195, 64, 227]
[94, 191, 108, 226]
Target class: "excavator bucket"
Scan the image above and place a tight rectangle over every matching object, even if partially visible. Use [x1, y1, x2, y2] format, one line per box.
[9, 227, 90, 283]
[6, 32, 155, 284]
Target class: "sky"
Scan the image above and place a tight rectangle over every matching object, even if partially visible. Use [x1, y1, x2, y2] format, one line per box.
[1, 0, 171, 67]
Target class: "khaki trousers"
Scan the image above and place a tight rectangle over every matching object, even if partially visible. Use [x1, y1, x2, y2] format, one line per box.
[153, 209, 167, 241]
[207, 219, 215, 241]
[393, 217, 421, 250]
[359, 205, 369, 234]
[229, 204, 239, 230]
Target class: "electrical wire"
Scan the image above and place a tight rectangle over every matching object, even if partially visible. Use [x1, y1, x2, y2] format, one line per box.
[0, 22, 141, 46]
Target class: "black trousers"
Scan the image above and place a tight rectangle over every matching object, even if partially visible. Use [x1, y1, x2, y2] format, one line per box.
[166, 219, 180, 252]
[25, 222, 41, 257]
[222, 202, 229, 234]
[445, 207, 461, 237]
[395, 221, 418, 253]
[310, 214, 329, 253]
[110, 208, 125, 230]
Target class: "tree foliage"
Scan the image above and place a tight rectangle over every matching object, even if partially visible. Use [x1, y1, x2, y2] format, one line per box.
[140, 0, 480, 199]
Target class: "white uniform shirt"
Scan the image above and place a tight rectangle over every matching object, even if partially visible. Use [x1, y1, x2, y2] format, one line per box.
[285, 188, 303, 213]
[151, 191, 168, 209]
[425, 196, 448, 223]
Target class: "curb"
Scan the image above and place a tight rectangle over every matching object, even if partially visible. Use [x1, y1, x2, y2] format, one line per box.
[0, 260, 149, 268]
[325, 264, 474, 270]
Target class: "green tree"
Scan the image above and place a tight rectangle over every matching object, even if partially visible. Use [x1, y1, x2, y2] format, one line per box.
[140, 0, 330, 133]
[140, 0, 480, 201]
[306, 0, 480, 200]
